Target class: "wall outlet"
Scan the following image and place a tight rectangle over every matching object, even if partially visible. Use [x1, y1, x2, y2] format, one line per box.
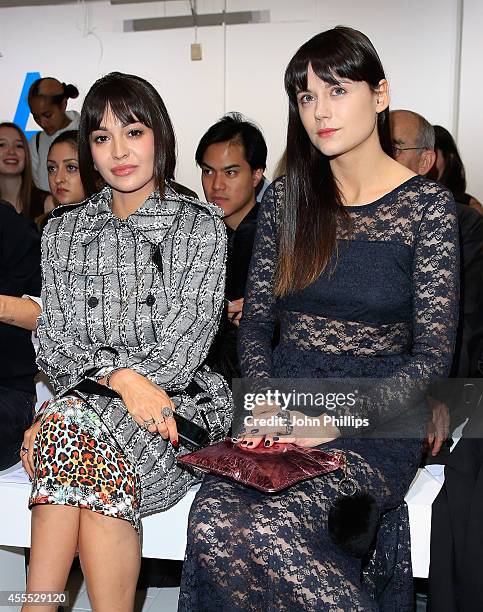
[191, 43, 202, 61]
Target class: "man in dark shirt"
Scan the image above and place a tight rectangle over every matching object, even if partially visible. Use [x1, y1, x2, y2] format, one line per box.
[196, 112, 267, 385]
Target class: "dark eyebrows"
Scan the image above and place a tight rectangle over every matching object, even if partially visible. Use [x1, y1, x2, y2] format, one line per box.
[201, 163, 241, 171]
[94, 121, 144, 132]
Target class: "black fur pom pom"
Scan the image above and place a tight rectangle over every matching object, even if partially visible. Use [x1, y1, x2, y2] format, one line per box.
[328, 492, 380, 558]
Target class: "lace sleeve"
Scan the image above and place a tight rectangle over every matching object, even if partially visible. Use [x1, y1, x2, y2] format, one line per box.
[341, 186, 460, 432]
[238, 180, 280, 378]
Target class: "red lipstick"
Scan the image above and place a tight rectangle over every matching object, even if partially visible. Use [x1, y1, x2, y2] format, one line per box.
[317, 128, 339, 138]
[112, 165, 137, 176]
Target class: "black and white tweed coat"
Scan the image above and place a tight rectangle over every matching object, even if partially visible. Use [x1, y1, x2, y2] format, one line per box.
[36, 183, 233, 514]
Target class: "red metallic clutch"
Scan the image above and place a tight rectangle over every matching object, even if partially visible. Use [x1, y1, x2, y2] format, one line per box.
[177, 439, 345, 493]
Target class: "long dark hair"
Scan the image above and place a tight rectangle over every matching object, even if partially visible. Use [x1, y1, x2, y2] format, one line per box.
[276, 26, 392, 297]
[78, 72, 176, 197]
[0, 122, 34, 219]
[430, 125, 466, 201]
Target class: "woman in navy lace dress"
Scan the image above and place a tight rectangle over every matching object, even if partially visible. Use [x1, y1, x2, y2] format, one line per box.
[179, 27, 459, 611]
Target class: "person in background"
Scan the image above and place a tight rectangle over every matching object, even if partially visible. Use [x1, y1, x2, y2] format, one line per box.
[391, 109, 483, 612]
[196, 112, 267, 385]
[0, 122, 48, 219]
[36, 130, 87, 232]
[0, 199, 41, 470]
[0, 129, 88, 331]
[28, 77, 80, 193]
[429, 124, 483, 215]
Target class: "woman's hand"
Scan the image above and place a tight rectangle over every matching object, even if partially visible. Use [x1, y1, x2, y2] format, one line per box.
[20, 421, 43, 479]
[108, 369, 178, 446]
[235, 405, 340, 449]
[227, 298, 244, 327]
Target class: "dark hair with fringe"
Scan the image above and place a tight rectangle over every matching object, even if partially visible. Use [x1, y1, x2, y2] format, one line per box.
[50, 129, 102, 193]
[0, 122, 35, 219]
[431, 125, 466, 201]
[195, 112, 267, 171]
[28, 78, 79, 106]
[78, 72, 176, 197]
[48, 129, 79, 154]
[276, 26, 392, 297]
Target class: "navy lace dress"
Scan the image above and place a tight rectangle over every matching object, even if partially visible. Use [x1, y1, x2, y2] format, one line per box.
[178, 176, 459, 611]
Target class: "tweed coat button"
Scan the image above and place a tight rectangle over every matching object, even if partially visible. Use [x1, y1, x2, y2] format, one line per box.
[88, 296, 99, 308]
[145, 294, 156, 307]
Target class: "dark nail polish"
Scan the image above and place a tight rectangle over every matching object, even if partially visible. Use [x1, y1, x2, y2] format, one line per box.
[231, 437, 238, 443]
[242, 441, 248, 446]
[273, 436, 280, 442]
[264, 440, 270, 447]
[247, 442, 254, 446]
[172, 439, 179, 448]
[250, 428, 259, 434]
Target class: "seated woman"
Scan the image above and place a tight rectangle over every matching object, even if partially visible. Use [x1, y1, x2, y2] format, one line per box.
[179, 27, 459, 611]
[0, 129, 87, 331]
[0, 122, 48, 219]
[20, 72, 231, 612]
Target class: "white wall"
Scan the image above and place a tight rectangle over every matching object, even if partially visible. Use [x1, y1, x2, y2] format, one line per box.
[0, 0, 464, 196]
[458, 0, 483, 201]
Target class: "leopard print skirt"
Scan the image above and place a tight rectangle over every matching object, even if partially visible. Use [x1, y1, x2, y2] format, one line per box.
[29, 396, 141, 531]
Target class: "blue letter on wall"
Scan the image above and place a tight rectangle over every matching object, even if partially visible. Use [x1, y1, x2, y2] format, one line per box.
[14, 72, 41, 141]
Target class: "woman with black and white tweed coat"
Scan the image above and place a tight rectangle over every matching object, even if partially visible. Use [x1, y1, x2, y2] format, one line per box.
[20, 72, 232, 611]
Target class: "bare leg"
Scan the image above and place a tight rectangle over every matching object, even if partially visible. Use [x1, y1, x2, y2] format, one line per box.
[78, 509, 140, 612]
[23, 505, 80, 612]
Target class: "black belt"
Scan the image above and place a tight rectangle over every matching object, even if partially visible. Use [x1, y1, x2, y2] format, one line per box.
[64, 377, 206, 401]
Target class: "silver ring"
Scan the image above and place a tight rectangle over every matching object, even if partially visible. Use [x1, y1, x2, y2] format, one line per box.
[161, 406, 174, 420]
[20, 446, 29, 456]
[154, 420, 163, 425]
[143, 418, 155, 428]
[338, 476, 358, 497]
[276, 411, 293, 436]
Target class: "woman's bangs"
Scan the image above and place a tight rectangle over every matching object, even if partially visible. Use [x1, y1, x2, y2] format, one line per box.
[310, 41, 365, 85]
[286, 30, 372, 97]
[85, 84, 152, 133]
